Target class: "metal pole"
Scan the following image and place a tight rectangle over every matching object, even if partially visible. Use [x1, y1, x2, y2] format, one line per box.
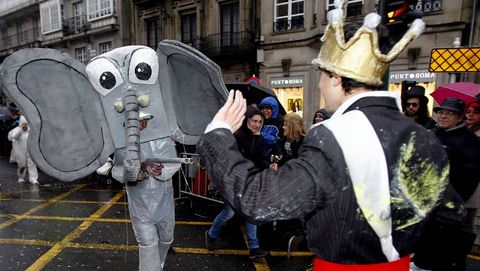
[469, 0, 478, 47]
[449, 37, 461, 83]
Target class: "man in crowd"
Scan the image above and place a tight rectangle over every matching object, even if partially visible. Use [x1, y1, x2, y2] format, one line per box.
[403, 85, 436, 129]
[196, 1, 451, 269]
[412, 97, 480, 271]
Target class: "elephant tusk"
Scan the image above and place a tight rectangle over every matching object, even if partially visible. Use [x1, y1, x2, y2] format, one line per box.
[138, 95, 150, 107]
[114, 100, 124, 113]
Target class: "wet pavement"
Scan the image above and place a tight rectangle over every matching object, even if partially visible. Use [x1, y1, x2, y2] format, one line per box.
[0, 157, 312, 270]
[0, 156, 479, 270]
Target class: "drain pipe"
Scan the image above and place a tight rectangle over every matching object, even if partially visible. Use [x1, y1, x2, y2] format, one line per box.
[469, 0, 477, 47]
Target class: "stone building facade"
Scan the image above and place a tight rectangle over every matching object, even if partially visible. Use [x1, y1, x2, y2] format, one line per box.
[1, 0, 478, 120]
[258, 0, 479, 124]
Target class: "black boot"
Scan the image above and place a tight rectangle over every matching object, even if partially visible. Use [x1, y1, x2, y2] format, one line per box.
[249, 247, 269, 259]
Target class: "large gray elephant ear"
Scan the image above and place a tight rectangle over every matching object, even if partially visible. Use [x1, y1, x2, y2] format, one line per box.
[0, 48, 114, 182]
[157, 40, 229, 145]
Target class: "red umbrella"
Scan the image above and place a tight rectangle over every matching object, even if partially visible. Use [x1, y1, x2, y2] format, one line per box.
[431, 82, 480, 105]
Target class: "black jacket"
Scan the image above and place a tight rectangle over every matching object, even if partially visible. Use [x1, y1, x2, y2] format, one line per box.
[435, 124, 480, 202]
[234, 106, 268, 170]
[198, 94, 449, 263]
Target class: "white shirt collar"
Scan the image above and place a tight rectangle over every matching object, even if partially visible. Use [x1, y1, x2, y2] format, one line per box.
[331, 91, 402, 119]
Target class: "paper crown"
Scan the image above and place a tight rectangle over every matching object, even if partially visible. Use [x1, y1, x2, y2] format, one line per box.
[312, 0, 426, 86]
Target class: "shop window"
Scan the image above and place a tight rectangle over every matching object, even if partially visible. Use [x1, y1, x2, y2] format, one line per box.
[274, 0, 304, 32]
[273, 86, 304, 118]
[40, 0, 63, 34]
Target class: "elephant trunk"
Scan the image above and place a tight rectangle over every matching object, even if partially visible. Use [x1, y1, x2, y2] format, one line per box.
[123, 88, 141, 182]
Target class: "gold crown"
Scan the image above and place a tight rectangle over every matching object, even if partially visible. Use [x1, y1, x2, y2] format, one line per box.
[312, 0, 425, 86]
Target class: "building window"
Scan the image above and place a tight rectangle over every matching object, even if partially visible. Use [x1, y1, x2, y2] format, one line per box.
[2, 28, 11, 48]
[181, 13, 197, 46]
[326, 0, 363, 18]
[146, 17, 160, 49]
[221, 2, 239, 47]
[274, 0, 304, 32]
[87, 0, 114, 21]
[16, 22, 28, 45]
[73, 2, 85, 32]
[99, 41, 111, 54]
[40, 0, 63, 34]
[75, 47, 87, 63]
[413, 0, 442, 13]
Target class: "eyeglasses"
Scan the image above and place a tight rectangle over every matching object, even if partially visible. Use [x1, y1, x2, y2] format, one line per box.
[437, 110, 458, 116]
[406, 102, 418, 107]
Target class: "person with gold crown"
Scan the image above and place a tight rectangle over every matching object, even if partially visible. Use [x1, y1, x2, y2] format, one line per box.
[196, 0, 455, 269]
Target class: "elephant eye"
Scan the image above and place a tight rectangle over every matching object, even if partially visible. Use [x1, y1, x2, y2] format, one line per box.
[86, 58, 124, 96]
[129, 48, 158, 85]
[135, 62, 152, 81]
[100, 72, 116, 89]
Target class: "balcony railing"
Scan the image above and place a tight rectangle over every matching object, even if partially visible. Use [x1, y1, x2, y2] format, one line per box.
[413, 0, 442, 13]
[186, 31, 255, 58]
[274, 16, 304, 33]
[324, 2, 363, 21]
[63, 15, 89, 34]
[1, 28, 42, 51]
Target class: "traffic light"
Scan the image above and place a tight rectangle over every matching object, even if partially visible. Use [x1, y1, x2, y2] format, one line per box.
[383, 0, 422, 41]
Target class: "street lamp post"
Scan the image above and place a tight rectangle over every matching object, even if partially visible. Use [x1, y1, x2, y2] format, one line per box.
[449, 37, 461, 83]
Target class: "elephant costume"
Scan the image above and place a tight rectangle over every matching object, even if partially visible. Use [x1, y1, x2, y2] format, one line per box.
[0, 40, 228, 270]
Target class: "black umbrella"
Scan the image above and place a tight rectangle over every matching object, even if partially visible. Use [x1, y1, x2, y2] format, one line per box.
[225, 81, 287, 116]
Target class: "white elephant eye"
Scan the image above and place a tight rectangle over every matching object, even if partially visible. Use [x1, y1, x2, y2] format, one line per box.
[86, 58, 124, 96]
[128, 48, 158, 85]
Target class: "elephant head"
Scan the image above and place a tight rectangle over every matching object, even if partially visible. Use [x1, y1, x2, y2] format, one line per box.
[0, 41, 228, 182]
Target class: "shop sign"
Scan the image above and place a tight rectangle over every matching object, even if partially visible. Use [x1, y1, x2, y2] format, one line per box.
[389, 70, 436, 83]
[270, 76, 304, 88]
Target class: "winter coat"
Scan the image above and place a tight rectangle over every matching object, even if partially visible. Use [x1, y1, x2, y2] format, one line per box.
[234, 106, 268, 170]
[258, 97, 284, 157]
[435, 124, 480, 203]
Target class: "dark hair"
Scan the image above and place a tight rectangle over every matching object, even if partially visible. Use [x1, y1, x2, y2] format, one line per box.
[328, 23, 394, 93]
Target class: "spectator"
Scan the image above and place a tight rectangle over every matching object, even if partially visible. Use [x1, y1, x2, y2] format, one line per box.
[205, 106, 269, 259]
[465, 100, 480, 137]
[274, 113, 306, 167]
[402, 85, 436, 130]
[258, 96, 284, 162]
[312, 109, 330, 124]
[412, 97, 480, 271]
[7, 115, 38, 184]
[464, 100, 480, 247]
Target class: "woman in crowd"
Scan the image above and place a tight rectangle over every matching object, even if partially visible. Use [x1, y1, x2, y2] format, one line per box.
[272, 113, 307, 168]
[465, 100, 480, 137]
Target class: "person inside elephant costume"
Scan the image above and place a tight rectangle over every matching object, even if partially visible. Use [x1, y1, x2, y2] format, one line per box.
[0, 40, 228, 270]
